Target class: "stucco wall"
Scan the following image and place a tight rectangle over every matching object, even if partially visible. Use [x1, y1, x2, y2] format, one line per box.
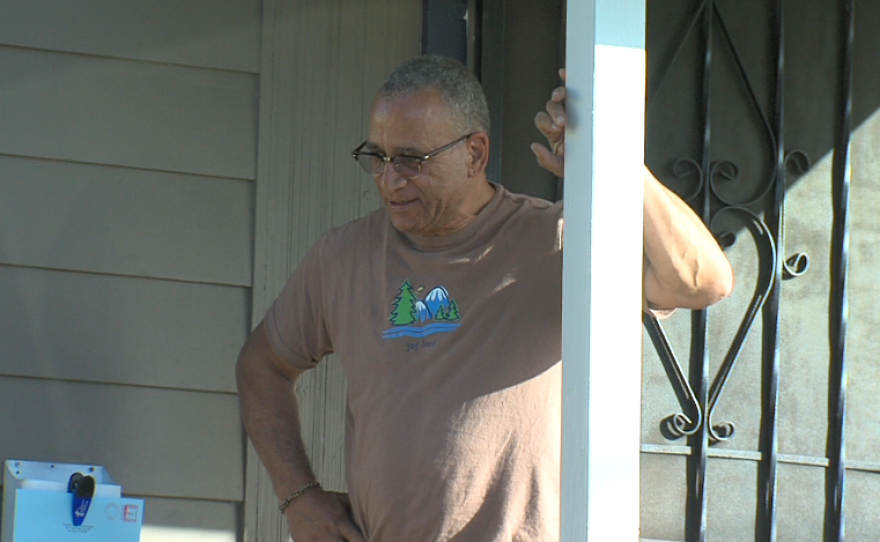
[639, 1, 880, 540]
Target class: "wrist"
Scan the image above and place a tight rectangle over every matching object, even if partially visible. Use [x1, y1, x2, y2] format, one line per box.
[279, 481, 321, 514]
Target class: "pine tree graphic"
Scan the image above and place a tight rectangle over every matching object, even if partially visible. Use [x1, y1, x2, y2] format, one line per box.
[446, 299, 461, 321]
[389, 280, 418, 325]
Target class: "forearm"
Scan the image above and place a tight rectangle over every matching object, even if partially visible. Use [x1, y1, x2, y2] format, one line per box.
[237, 323, 366, 542]
[642, 167, 734, 310]
[236, 322, 316, 500]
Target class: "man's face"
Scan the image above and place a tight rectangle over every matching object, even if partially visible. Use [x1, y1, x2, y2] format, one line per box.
[366, 89, 478, 237]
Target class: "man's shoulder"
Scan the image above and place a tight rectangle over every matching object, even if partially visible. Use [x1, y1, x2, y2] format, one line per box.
[321, 207, 387, 241]
[496, 185, 561, 214]
[494, 186, 563, 227]
[498, 186, 563, 252]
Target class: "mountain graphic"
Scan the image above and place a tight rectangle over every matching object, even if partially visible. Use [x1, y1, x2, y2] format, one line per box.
[423, 286, 450, 318]
[387, 281, 462, 338]
[415, 300, 430, 322]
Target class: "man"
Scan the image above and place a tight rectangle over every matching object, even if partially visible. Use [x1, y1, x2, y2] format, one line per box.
[236, 55, 733, 542]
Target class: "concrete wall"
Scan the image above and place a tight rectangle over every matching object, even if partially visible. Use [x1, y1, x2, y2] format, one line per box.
[640, 1, 880, 540]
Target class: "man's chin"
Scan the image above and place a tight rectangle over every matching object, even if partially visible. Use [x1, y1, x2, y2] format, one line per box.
[386, 206, 422, 233]
[388, 215, 418, 235]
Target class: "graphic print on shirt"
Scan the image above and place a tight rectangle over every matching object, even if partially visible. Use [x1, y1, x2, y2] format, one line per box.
[383, 280, 462, 339]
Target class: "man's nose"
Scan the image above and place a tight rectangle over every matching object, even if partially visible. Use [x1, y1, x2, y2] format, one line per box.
[378, 161, 407, 188]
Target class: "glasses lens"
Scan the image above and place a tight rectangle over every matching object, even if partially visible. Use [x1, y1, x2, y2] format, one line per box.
[393, 156, 421, 178]
[356, 154, 385, 176]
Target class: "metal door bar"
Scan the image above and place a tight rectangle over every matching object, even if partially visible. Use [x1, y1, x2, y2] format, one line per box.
[826, 0, 855, 540]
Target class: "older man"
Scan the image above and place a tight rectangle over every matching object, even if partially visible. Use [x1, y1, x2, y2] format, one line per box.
[236, 55, 733, 542]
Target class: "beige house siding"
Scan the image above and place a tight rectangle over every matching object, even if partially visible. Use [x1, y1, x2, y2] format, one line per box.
[0, 0, 260, 539]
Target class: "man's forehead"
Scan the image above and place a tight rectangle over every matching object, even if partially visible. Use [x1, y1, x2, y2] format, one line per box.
[366, 89, 456, 151]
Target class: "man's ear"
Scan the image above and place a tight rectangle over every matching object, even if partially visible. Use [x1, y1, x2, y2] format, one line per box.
[466, 132, 490, 176]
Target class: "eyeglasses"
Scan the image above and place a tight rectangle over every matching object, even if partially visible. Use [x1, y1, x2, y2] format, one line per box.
[351, 133, 475, 179]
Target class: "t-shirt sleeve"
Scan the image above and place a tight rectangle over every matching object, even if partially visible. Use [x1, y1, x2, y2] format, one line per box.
[265, 236, 334, 371]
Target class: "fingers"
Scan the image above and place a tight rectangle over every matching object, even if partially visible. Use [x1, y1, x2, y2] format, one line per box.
[338, 519, 367, 542]
[549, 85, 567, 107]
[288, 518, 364, 542]
[328, 492, 363, 541]
[532, 67, 567, 178]
[531, 143, 565, 178]
[533, 111, 559, 139]
[535, 85, 567, 140]
[334, 492, 352, 508]
[286, 490, 366, 542]
[543, 86, 568, 128]
[533, 109, 565, 158]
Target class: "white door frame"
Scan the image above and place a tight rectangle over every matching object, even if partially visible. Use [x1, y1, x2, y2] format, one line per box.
[561, 0, 646, 540]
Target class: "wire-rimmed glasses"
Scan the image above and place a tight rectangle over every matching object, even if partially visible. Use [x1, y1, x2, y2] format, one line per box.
[351, 133, 475, 179]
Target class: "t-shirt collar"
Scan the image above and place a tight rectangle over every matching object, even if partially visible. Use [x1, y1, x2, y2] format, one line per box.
[397, 182, 504, 251]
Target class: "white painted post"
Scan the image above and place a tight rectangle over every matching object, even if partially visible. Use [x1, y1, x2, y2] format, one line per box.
[560, 0, 646, 541]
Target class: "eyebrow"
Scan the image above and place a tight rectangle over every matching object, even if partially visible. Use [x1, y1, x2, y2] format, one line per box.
[363, 141, 382, 152]
[363, 141, 422, 156]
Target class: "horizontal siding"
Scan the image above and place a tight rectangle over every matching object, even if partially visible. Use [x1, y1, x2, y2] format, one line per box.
[0, 486, 243, 541]
[0, 266, 248, 393]
[0, 155, 254, 286]
[0, 0, 260, 72]
[0, 46, 258, 179]
[0, 492, 241, 540]
[0, 3, 256, 540]
[140, 497, 241, 541]
[0, 376, 243, 501]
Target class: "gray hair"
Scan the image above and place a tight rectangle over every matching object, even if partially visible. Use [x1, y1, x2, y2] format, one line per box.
[380, 55, 490, 135]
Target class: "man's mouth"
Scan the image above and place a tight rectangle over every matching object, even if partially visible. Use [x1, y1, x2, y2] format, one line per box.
[388, 198, 418, 210]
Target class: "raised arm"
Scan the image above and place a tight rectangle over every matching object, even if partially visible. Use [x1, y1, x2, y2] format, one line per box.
[236, 320, 365, 542]
[641, 168, 733, 311]
[531, 72, 733, 312]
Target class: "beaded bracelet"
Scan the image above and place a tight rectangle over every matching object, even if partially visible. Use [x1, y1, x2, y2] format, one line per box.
[279, 481, 321, 513]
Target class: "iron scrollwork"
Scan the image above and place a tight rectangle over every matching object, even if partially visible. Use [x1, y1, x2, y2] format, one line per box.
[705, 207, 776, 443]
[649, 204, 779, 444]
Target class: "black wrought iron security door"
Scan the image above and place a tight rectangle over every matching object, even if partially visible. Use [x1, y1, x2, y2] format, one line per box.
[639, 1, 880, 541]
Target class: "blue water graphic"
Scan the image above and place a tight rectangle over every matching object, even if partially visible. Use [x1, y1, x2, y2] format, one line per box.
[383, 322, 461, 339]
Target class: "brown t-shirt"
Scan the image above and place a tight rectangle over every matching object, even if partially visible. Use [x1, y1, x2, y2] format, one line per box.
[267, 184, 563, 542]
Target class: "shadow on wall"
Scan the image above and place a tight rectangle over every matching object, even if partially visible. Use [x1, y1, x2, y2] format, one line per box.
[644, 0, 879, 219]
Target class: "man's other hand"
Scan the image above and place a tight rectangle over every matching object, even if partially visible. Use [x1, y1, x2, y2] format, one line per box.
[286, 489, 366, 542]
[532, 68, 567, 178]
